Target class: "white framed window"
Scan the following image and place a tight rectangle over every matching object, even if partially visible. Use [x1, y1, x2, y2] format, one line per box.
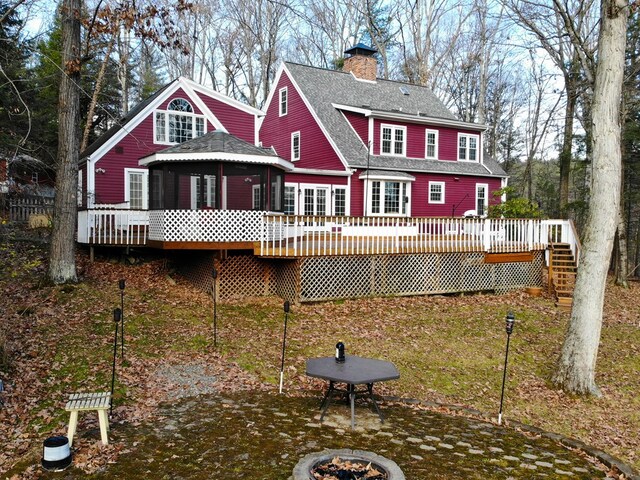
[476, 183, 488, 216]
[367, 180, 411, 216]
[252, 184, 262, 210]
[425, 129, 439, 159]
[381, 124, 406, 156]
[291, 131, 300, 161]
[279, 87, 288, 116]
[284, 185, 296, 215]
[458, 133, 479, 162]
[124, 168, 148, 210]
[303, 186, 328, 216]
[333, 187, 347, 216]
[428, 181, 445, 204]
[154, 98, 206, 145]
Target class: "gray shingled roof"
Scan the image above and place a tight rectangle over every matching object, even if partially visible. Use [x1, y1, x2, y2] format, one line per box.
[285, 62, 507, 178]
[158, 130, 275, 157]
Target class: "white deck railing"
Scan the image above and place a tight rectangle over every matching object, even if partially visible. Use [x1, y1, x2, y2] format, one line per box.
[78, 209, 579, 264]
[260, 215, 580, 261]
[77, 209, 149, 245]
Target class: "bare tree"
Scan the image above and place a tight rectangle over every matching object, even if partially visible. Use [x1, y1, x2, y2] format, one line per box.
[552, 0, 628, 395]
[49, 0, 81, 284]
[504, 0, 599, 216]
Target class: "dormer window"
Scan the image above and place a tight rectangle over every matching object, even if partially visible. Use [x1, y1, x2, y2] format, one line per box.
[155, 98, 206, 144]
[381, 124, 406, 156]
[279, 87, 288, 116]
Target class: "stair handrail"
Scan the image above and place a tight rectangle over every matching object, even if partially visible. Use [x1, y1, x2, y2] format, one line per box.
[567, 219, 582, 266]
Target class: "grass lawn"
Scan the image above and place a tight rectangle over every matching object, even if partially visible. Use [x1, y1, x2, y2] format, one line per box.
[0, 235, 638, 476]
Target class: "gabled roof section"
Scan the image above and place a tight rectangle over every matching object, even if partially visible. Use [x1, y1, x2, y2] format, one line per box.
[139, 130, 293, 171]
[80, 77, 263, 162]
[283, 62, 497, 174]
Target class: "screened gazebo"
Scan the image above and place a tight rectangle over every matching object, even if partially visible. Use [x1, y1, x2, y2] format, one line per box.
[139, 130, 293, 248]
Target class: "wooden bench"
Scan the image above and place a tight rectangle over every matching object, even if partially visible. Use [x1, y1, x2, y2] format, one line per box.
[65, 392, 111, 446]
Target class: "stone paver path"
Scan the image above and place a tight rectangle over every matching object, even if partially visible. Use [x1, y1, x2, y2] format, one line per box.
[72, 392, 610, 479]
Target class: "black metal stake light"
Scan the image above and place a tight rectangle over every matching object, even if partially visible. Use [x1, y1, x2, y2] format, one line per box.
[498, 311, 515, 425]
[118, 279, 125, 361]
[212, 267, 218, 347]
[110, 308, 122, 416]
[279, 301, 290, 394]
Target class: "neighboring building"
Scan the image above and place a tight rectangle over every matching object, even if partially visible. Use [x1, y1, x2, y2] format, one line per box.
[79, 76, 263, 210]
[258, 44, 507, 220]
[0, 153, 55, 197]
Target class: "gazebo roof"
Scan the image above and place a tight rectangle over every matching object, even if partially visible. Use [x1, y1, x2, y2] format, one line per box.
[139, 131, 294, 171]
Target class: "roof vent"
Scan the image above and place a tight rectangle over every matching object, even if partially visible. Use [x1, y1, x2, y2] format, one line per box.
[400, 86, 410, 95]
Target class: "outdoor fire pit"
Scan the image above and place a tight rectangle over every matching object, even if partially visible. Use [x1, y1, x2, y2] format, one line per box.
[291, 449, 405, 480]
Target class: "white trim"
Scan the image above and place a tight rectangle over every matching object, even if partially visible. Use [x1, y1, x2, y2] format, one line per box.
[290, 167, 352, 176]
[291, 131, 301, 161]
[279, 87, 288, 116]
[425, 128, 439, 160]
[124, 168, 148, 210]
[139, 152, 294, 171]
[332, 103, 372, 115]
[380, 124, 407, 157]
[372, 110, 487, 131]
[428, 181, 445, 204]
[349, 71, 377, 84]
[332, 104, 488, 131]
[368, 117, 374, 154]
[359, 171, 415, 182]
[457, 133, 480, 162]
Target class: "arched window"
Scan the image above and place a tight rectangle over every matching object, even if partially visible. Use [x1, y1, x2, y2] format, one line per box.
[168, 98, 193, 113]
[155, 98, 205, 144]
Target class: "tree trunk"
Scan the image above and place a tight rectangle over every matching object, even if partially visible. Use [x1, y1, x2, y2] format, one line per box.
[559, 82, 576, 217]
[615, 201, 629, 287]
[552, 0, 628, 395]
[49, 0, 81, 284]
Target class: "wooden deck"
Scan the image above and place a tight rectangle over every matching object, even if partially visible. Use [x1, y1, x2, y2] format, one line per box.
[257, 233, 546, 258]
[78, 210, 580, 264]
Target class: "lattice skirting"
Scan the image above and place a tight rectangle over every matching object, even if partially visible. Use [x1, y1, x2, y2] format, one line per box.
[176, 251, 543, 304]
[175, 252, 277, 300]
[297, 251, 543, 302]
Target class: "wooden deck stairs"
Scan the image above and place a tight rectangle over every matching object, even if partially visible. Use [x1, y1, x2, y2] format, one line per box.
[548, 242, 577, 308]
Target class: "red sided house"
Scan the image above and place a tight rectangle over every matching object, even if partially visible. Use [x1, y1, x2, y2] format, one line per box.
[259, 44, 508, 220]
[77, 47, 579, 303]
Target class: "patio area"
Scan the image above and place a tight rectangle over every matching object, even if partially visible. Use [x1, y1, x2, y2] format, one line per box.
[42, 391, 609, 479]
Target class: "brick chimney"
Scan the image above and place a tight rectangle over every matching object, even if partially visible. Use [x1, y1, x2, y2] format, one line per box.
[343, 43, 378, 81]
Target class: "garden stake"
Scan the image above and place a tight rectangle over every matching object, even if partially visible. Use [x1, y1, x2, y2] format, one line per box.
[212, 268, 218, 347]
[111, 308, 122, 415]
[119, 279, 125, 361]
[498, 311, 515, 425]
[279, 301, 290, 394]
